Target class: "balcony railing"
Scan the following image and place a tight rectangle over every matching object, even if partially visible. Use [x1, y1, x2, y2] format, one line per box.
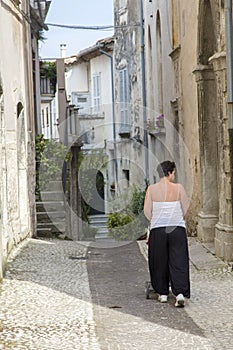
[40, 77, 55, 95]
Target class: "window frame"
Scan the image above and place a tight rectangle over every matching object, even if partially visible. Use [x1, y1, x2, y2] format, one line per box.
[92, 73, 102, 114]
[119, 68, 130, 134]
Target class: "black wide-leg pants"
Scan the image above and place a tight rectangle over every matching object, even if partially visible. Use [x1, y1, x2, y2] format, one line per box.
[148, 226, 190, 298]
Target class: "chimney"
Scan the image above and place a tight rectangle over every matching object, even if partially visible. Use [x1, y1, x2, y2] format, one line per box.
[60, 44, 67, 58]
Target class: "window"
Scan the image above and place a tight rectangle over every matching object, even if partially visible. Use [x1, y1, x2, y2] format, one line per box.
[46, 107, 49, 126]
[119, 68, 130, 134]
[123, 169, 130, 187]
[92, 73, 101, 114]
[42, 109, 45, 128]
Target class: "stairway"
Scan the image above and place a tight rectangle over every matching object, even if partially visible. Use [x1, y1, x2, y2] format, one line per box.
[89, 214, 109, 239]
[36, 181, 66, 238]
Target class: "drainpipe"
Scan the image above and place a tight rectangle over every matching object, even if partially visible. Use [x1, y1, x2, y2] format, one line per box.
[98, 47, 118, 191]
[225, 0, 233, 220]
[140, 0, 149, 183]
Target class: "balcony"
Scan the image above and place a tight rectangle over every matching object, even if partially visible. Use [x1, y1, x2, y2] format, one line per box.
[147, 114, 166, 137]
[40, 77, 56, 96]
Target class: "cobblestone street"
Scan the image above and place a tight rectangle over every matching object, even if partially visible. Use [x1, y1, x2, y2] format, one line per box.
[0, 237, 232, 349]
[0, 239, 99, 350]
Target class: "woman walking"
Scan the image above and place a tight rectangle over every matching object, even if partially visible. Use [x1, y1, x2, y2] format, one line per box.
[144, 160, 190, 307]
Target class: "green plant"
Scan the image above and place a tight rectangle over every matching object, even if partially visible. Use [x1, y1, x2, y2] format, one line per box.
[38, 30, 47, 42]
[107, 183, 149, 240]
[40, 61, 57, 93]
[131, 185, 147, 215]
[35, 134, 70, 198]
[40, 61, 56, 79]
[107, 212, 134, 240]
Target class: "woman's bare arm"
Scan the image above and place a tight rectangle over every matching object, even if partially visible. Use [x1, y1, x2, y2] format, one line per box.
[179, 184, 190, 219]
[144, 186, 152, 220]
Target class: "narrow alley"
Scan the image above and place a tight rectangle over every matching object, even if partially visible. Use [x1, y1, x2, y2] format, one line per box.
[0, 237, 232, 350]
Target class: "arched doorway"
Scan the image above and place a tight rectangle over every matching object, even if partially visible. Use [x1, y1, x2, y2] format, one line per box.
[82, 169, 105, 216]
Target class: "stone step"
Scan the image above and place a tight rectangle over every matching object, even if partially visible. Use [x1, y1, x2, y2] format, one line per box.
[37, 211, 66, 222]
[89, 214, 108, 226]
[89, 214, 108, 239]
[37, 221, 66, 232]
[89, 214, 108, 220]
[94, 227, 108, 234]
[89, 221, 108, 227]
[40, 191, 65, 201]
[48, 181, 64, 191]
[36, 201, 65, 212]
[95, 232, 109, 240]
[36, 227, 52, 235]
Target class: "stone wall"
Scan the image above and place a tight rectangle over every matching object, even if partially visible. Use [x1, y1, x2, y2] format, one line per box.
[0, 0, 36, 278]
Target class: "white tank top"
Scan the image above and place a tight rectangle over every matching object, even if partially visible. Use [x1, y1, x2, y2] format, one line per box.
[150, 201, 186, 229]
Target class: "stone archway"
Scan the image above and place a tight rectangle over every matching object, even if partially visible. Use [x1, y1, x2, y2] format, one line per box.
[85, 169, 105, 216]
[193, 0, 219, 242]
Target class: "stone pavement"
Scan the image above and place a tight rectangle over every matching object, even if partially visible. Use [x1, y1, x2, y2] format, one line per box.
[0, 239, 99, 350]
[0, 236, 232, 350]
[138, 237, 233, 350]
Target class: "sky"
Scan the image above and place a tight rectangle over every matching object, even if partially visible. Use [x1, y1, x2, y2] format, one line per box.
[39, 0, 114, 59]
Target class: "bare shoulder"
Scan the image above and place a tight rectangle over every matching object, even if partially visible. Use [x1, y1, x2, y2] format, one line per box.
[149, 183, 158, 189]
[148, 183, 160, 192]
[177, 183, 189, 199]
[177, 183, 185, 192]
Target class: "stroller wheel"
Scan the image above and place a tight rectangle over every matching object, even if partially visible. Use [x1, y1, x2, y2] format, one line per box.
[145, 281, 151, 299]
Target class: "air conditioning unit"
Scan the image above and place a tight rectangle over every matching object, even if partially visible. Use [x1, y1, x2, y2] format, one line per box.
[71, 92, 91, 115]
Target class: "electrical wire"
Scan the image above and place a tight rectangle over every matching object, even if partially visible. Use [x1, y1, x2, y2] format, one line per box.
[45, 23, 140, 31]
[46, 23, 114, 31]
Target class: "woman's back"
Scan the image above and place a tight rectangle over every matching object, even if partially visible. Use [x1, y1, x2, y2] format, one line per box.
[144, 179, 189, 221]
[149, 181, 180, 202]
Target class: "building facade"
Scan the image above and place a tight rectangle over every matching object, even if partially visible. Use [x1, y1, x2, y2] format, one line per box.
[143, 0, 233, 261]
[114, 0, 233, 261]
[0, 0, 51, 278]
[114, 0, 147, 196]
[143, 0, 200, 233]
[64, 38, 116, 217]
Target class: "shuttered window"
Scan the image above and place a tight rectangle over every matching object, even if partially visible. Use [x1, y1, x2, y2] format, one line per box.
[93, 73, 101, 113]
[119, 68, 130, 134]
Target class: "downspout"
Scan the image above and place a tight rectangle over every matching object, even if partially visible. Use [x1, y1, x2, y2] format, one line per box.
[225, 0, 233, 220]
[140, 0, 149, 183]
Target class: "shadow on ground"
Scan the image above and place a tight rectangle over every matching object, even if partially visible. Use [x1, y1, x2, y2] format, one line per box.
[87, 241, 205, 338]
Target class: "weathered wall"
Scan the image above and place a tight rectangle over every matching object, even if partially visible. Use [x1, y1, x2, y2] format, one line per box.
[177, 0, 200, 233]
[143, 0, 201, 234]
[0, 0, 36, 278]
[195, 0, 233, 261]
[114, 0, 146, 192]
